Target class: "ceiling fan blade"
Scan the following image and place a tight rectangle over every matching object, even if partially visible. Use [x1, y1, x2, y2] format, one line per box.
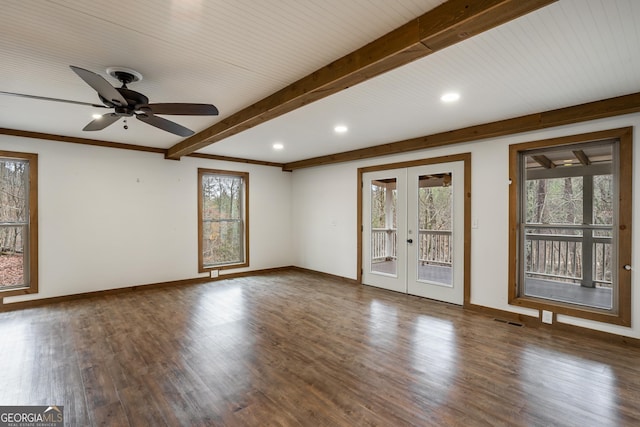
[83, 113, 121, 131]
[0, 91, 108, 108]
[142, 103, 219, 116]
[70, 66, 127, 107]
[136, 113, 194, 137]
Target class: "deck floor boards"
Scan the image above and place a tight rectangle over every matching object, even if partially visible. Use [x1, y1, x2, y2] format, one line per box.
[371, 260, 612, 308]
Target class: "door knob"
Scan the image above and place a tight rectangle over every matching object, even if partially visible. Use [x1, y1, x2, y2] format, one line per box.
[624, 265, 632, 271]
[407, 239, 413, 243]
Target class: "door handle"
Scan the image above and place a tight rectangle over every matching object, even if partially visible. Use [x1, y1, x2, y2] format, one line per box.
[407, 239, 413, 244]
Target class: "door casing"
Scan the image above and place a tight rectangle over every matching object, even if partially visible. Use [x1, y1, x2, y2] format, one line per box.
[357, 153, 472, 306]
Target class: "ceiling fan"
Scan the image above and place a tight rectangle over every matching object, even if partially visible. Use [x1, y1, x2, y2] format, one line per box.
[0, 66, 219, 137]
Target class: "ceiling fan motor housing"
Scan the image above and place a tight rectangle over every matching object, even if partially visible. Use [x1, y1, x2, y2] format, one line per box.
[113, 71, 136, 85]
[99, 88, 149, 111]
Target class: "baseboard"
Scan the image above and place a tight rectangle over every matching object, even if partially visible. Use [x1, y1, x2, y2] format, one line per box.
[0, 266, 293, 312]
[466, 303, 640, 348]
[288, 266, 359, 285]
[546, 319, 640, 347]
[213, 265, 294, 281]
[465, 303, 542, 327]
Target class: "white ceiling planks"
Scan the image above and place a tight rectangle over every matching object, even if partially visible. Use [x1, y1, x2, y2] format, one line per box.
[0, 0, 638, 163]
[203, 0, 640, 163]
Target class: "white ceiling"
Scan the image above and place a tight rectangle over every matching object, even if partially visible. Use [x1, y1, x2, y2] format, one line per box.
[1, 0, 639, 165]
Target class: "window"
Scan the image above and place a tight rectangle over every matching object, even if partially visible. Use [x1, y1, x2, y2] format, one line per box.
[509, 128, 632, 325]
[0, 150, 38, 296]
[198, 169, 249, 271]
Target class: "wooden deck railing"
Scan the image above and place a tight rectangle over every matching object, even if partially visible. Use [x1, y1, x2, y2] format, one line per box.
[371, 229, 451, 266]
[371, 224, 614, 289]
[417, 230, 452, 266]
[371, 228, 396, 261]
[524, 224, 612, 288]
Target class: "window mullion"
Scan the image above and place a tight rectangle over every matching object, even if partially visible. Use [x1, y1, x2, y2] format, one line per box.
[582, 174, 594, 288]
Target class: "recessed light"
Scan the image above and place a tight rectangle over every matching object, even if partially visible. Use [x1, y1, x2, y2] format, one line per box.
[440, 92, 460, 103]
[334, 125, 348, 134]
[92, 113, 102, 119]
[273, 143, 284, 150]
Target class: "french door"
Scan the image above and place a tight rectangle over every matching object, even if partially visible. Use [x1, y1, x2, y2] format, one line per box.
[362, 161, 465, 305]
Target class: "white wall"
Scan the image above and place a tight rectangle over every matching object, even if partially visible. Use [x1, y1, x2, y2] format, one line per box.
[0, 135, 293, 303]
[2, 113, 638, 339]
[291, 113, 640, 339]
[291, 163, 358, 279]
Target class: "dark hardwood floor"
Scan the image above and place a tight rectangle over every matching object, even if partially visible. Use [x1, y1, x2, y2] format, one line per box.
[0, 270, 639, 426]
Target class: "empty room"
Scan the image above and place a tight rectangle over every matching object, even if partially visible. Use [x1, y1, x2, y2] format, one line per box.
[1, 0, 639, 425]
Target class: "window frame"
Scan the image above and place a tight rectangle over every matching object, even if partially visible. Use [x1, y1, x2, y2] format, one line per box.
[198, 168, 249, 272]
[0, 150, 38, 297]
[508, 128, 632, 326]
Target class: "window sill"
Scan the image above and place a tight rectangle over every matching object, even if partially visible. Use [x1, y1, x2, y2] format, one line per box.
[200, 261, 249, 273]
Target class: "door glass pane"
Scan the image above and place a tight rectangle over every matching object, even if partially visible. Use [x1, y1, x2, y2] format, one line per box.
[417, 174, 452, 286]
[370, 178, 397, 276]
[521, 142, 614, 309]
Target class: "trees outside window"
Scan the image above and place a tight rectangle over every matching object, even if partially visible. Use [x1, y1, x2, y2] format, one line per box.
[0, 150, 37, 295]
[198, 169, 249, 271]
[509, 128, 632, 326]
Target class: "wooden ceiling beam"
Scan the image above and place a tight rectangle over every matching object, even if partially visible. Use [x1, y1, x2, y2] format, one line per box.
[531, 155, 555, 169]
[572, 150, 591, 165]
[166, 0, 556, 160]
[282, 92, 640, 171]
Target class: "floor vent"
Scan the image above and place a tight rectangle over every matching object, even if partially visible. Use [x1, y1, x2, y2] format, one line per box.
[494, 318, 524, 327]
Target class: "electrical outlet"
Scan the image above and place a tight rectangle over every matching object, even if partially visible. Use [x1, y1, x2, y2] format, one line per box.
[210, 270, 219, 278]
[541, 310, 553, 324]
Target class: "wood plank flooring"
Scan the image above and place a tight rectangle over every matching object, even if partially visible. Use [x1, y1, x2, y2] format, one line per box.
[0, 270, 639, 426]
